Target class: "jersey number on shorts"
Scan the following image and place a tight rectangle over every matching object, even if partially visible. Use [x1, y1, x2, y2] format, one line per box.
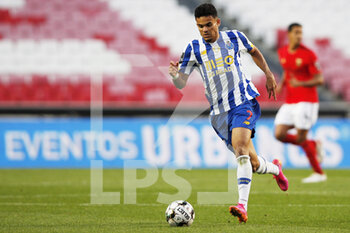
[246, 110, 253, 120]
[243, 110, 253, 125]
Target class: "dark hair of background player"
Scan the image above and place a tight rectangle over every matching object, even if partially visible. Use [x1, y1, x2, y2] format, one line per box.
[288, 23, 302, 32]
[194, 3, 218, 18]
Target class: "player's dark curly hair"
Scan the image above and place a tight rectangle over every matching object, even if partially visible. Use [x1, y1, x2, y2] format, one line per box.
[194, 3, 217, 18]
[288, 23, 302, 32]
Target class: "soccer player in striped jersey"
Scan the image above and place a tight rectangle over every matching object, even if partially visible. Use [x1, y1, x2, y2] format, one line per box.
[168, 3, 288, 223]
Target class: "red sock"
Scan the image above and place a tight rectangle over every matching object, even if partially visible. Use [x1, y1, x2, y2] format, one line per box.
[301, 140, 323, 174]
[282, 134, 299, 145]
[282, 134, 323, 174]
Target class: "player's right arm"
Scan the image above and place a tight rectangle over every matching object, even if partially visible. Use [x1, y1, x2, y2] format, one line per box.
[168, 61, 189, 89]
[249, 46, 277, 100]
[169, 42, 197, 89]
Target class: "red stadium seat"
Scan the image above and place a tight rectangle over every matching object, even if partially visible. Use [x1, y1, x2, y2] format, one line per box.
[0, 80, 8, 101]
[4, 0, 326, 108]
[72, 81, 91, 102]
[0, 9, 11, 23]
[93, 33, 115, 44]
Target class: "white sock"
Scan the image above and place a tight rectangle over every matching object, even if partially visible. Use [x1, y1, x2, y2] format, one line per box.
[256, 156, 279, 175]
[236, 155, 252, 211]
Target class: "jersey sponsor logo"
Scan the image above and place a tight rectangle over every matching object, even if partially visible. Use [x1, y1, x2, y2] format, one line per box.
[281, 58, 286, 64]
[207, 66, 234, 78]
[205, 55, 235, 78]
[205, 55, 234, 70]
[296, 58, 303, 67]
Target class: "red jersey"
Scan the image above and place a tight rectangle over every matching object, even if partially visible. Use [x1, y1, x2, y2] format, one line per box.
[278, 44, 321, 103]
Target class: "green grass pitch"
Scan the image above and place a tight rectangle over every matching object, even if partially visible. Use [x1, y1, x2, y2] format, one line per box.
[0, 169, 350, 232]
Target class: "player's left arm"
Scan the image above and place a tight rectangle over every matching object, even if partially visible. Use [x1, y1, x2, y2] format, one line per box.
[249, 46, 277, 100]
[290, 74, 324, 87]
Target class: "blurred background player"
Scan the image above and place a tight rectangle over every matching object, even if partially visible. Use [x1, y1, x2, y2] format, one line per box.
[168, 3, 288, 223]
[275, 23, 326, 183]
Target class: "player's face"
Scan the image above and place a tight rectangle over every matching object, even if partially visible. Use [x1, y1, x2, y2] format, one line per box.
[195, 16, 221, 43]
[288, 26, 303, 46]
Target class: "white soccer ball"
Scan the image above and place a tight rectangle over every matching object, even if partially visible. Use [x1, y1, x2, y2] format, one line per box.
[165, 200, 195, 227]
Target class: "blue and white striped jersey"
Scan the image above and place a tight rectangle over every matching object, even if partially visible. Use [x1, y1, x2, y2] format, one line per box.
[179, 30, 260, 115]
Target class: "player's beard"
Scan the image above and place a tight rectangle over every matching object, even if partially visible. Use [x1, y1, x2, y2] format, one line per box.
[203, 35, 212, 43]
[203, 31, 218, 43]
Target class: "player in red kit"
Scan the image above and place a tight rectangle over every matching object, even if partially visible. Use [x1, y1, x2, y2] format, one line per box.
[275, 23, 326, 183]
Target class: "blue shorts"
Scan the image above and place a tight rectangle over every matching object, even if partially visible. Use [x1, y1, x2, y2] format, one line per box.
[210, 98, 261, 149]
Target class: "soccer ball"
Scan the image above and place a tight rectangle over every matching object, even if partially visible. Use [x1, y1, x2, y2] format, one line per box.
[165, 200, 195, 227]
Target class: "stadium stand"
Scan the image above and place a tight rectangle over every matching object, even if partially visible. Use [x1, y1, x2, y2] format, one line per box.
[1, 0, 347, 109]
[214, 0, 350, 101]
[0, 0, 275, 109]
[0, 0, 205, 108]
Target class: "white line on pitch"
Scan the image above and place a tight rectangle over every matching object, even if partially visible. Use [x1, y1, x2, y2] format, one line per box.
[2, 202, 349, 207]
[0, 194, 88, 198]
[251, 191, 350, 196]
[0, 202, 68, 206]
[0, 192, 169, 199]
